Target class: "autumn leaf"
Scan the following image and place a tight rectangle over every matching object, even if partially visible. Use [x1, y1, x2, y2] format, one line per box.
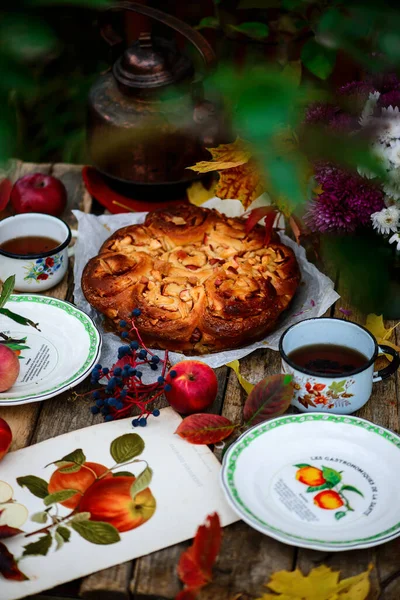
[244, 374, 293, 426]
[175, 414, 236, 445]
[189, 138, 252, 172]
[187, 181, 217, 206]
[365, 314, 400, 353]
[227, 360, 255, 394]
[176, 513, 221, 599]
[188, 138, 264, 209]
[256, 563, 372, 599]
[0, 541, 28, 581]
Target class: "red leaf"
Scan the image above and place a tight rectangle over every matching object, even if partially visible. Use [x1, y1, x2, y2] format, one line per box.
[0, 541, 28, 581]
[0, 525, 23, 539]
[243, 374, 294, 426]
[245, 206, 275, 235]
[263, 210, 278, 245]
[175, 414, 235, 445]
[289, 215, 302, 244]
[0, 178, 12, 212]
[176, 513, 221, 599]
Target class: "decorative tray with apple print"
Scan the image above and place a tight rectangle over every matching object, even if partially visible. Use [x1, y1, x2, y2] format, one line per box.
[221, 413, 400, 551]
[0, 295, 101, 405]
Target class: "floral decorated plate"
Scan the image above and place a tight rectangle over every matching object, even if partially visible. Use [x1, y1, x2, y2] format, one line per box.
[221, 413, 400, 551]
[0, 295, 101, 405]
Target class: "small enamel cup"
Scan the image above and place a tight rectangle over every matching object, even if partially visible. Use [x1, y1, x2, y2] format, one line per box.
[279, 318, 400, 415]
[0, 213, 72, 292]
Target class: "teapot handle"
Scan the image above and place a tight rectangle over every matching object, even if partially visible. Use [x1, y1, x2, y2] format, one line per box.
[100, 2, 216, 69]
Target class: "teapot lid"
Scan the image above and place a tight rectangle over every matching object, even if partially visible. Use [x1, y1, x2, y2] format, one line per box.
[113, 34, 194, 93]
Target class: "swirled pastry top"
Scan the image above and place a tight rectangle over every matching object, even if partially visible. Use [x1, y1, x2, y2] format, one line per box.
[81, 204, 300, 354]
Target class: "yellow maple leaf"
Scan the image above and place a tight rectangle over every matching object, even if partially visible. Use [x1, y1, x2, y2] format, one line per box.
[188, 138, 252, 173]
[227, 360, 254, 394]
[365, 314, 400, 353]
[187, 181, 217, 206]
[257, 564, 372, 600]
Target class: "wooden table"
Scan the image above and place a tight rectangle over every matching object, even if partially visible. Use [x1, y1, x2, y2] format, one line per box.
[1, 162, 400, 600]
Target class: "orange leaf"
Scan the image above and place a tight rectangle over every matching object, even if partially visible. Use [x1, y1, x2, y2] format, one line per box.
[0, 541, 28, 581]
[176, 513, 222, 599]
[175, 414, 235, 445]
[244, 374, 294, 426]
[188, 138, 252, 173]
[289, 215, 302, 244]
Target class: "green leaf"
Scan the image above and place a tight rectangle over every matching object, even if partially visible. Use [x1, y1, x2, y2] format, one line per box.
[23, 533, 52, 557]
[0, 308, 39, 330]
[301, 39, 336, 79]
[196, 17, 219, 30]
[341, 485, 364, 497]
[56, 526, 71, 542]
[322, 466, 342, 487]
[335, 511, 347, 521]
[244, 374, 293, 426]
[17, 475, 49, 499]
[294, 463, 311, 468]
[43, 489, 79, 506]
[110, 433, 145, 464]
[70, 512, 91, 523]
[31, 512, 48, 524]
[130, 467, 153, 500]
[0, 15, 57, 61]
[306, 483, 334, 493]
[71, 520, 120, 545]
[113, 471, 134, 477]
[57, 463, 82, 474]
[228, 22, 269, 40]
[0, 276, 15, 309]
[329, 381, 347, 394]
[54, 532, 64, 551]
[59, 448, 86, 466]
[238, 0, 281, 7]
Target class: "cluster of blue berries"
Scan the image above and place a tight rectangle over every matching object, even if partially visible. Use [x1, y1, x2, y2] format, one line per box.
[89, 308, 171, 427]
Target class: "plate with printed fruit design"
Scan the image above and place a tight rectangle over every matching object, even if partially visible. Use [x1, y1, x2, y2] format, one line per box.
[221, 413, 400, 551]
[0, 295, 101, 405]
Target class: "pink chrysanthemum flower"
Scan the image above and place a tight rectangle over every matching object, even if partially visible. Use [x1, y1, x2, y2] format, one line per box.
[305, 164, 385, 233]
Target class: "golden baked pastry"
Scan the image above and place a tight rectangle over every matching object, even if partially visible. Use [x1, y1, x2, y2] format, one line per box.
[82, 204, 300, 354]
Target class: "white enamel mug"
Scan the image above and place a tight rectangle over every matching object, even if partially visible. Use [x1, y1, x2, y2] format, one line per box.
[0, 213, 72, 292]
[279, 318, 400, 415]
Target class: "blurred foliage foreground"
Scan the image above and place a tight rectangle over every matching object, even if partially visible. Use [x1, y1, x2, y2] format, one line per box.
[3, 0, 400, 313]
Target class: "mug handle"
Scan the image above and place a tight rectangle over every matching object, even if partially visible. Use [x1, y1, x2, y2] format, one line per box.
[373, 345, 400, 382]
[67, 229, 78, 258]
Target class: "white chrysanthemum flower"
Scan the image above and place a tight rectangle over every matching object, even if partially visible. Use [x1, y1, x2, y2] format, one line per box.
[371, 206, 400, 235]
[389, 232, 400, 250]
[359, 91, 380, 127]
[383, 168, 400, 200]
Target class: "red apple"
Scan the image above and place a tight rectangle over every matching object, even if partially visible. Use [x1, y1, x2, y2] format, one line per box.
[0, 345, 20, 392]
[48, 462, 111, 509]
[10, 173, 67, 217]
[79, 476, 156, 532]
[164, 360, 218, 414]
[0, 418, 12, 461]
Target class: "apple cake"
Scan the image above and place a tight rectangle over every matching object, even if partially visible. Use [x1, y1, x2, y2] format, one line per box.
[81, 204, 300, 354]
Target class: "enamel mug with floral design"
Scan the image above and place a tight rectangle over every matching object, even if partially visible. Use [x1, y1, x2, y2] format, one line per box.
[279, 318, 400, 415]
[0, 213, 72, 292]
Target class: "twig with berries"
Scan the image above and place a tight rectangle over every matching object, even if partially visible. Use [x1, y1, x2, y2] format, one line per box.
[88, 309, 174, 427]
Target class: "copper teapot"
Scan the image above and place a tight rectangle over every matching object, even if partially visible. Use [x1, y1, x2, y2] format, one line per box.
[87, 2, 228, 187]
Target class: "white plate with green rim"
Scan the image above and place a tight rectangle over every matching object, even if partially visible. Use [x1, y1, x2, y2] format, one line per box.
[0, 294, 101, 405]
[221, 413, 400, 551]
